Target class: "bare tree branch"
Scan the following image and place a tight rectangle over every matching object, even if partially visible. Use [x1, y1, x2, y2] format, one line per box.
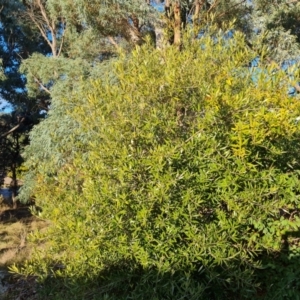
[34, 76, 51, 94]
[57, 19, 66, 57]
[294, 83, 300, 93]
[37, 0, 57, 56]
[1, 123, 22, 138]
[23, 0, 58, 56]
[207, 0, 220, 14]
[36, 0, 51, 29]
[27, 11, 53, 51]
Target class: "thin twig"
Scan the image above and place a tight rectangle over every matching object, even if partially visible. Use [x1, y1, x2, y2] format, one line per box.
[207, 0, 220, 14]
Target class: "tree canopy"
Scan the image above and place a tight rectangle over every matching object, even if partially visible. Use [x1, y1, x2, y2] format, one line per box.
[1, 0, 300, 113]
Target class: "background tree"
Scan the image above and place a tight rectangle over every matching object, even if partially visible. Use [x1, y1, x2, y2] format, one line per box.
[18, 0, 157, 105]
[0, 0, 50, 187]
[2, 0, 300, 116]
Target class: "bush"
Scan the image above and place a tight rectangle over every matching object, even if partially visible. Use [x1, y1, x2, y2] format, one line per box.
[18, 27, 300, 299]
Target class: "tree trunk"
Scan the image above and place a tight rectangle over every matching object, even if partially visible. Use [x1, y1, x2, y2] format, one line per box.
[165, 0, 171, 18]
[154, 19, 167, 49]
[11, 162, 17, 208]
[193, 0, 201, 24]
[173, 2, 181, 47]
[11, 134, 19, 209]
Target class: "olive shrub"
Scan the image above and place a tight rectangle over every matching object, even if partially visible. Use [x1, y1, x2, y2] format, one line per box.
[17, 27, 300, 299]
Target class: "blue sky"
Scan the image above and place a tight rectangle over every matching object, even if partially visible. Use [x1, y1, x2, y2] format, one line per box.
[0, 97, 13, 113]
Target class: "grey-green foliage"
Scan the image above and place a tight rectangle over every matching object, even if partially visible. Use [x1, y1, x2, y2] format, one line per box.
[66, 0, 155, 32]
[189, 0, 300, 64]
[17, 0, 300, 110]
[152, 1, 300, 64]
[17, 0, 157, 107]
[20, 54, 91, 97]
[250, 0, 300, 63]
[0, 0, 47, 109]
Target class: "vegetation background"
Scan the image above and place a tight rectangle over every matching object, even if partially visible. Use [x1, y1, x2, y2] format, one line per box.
[1, 1, 300, 299]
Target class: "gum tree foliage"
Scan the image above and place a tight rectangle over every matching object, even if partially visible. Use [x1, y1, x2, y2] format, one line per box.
[15, 0, 300, 107]
[0, 0, 297, 117]
[17, 27, 300, 299]
[0, 0, 51, 110]
[0, 0, 298, 112]
[250, 0, 300, 64]
[150, 1, 300, 65]
[18, 0, 156, 105]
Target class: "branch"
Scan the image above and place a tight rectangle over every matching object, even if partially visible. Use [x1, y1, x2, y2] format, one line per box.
[294, 83, 300, 93]
[37, 0, 57, 56]
[34, 76, 51, 94]
[207, 0, 220, 14]
[57, 19, 66, 57]
[108, 36, 120, 50]
[37, 0, 53, 33]
[1, 123, 22, 138]
[216, 0, 247, 19]
[38, 99, 50, 111]
[27, 11, 53, 51]
[28, 0, 57, 56]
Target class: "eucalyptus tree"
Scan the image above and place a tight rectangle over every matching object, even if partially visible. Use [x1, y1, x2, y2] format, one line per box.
[1, 0, 300, 110]
[158, 0, 300, 64]
[18, 0, 157, 104]
[11, 0, 300, 108]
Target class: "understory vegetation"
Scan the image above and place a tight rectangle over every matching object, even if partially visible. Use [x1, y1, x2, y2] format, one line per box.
[13, 28, 300, 299]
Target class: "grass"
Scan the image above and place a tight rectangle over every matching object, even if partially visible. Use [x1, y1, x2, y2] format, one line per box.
[0, 198, 48, 268]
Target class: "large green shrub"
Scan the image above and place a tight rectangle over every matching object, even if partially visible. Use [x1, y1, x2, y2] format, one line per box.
[18, 27, 300, 299]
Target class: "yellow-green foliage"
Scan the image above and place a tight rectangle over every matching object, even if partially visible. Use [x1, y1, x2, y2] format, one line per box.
[18, 27, 300, 299]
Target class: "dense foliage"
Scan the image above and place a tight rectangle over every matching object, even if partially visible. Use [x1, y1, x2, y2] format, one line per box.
[1, 0, 300, 298]
[16, 28, 300, 299]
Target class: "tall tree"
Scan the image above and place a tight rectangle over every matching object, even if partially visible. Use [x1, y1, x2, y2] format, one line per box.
[156, 0, 300, 65]
[0, 0, 50, 188]
[18, 0, 156, 105]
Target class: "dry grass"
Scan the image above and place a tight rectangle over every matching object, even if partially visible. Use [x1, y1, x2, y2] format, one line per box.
[0, 196, 49, 299]
[0, 200, 48, 268]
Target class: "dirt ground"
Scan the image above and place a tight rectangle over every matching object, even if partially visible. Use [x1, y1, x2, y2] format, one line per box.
[0, 178, 48, 300]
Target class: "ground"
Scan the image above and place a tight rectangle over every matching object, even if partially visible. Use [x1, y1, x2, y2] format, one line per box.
[0, 178, 48, 300]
